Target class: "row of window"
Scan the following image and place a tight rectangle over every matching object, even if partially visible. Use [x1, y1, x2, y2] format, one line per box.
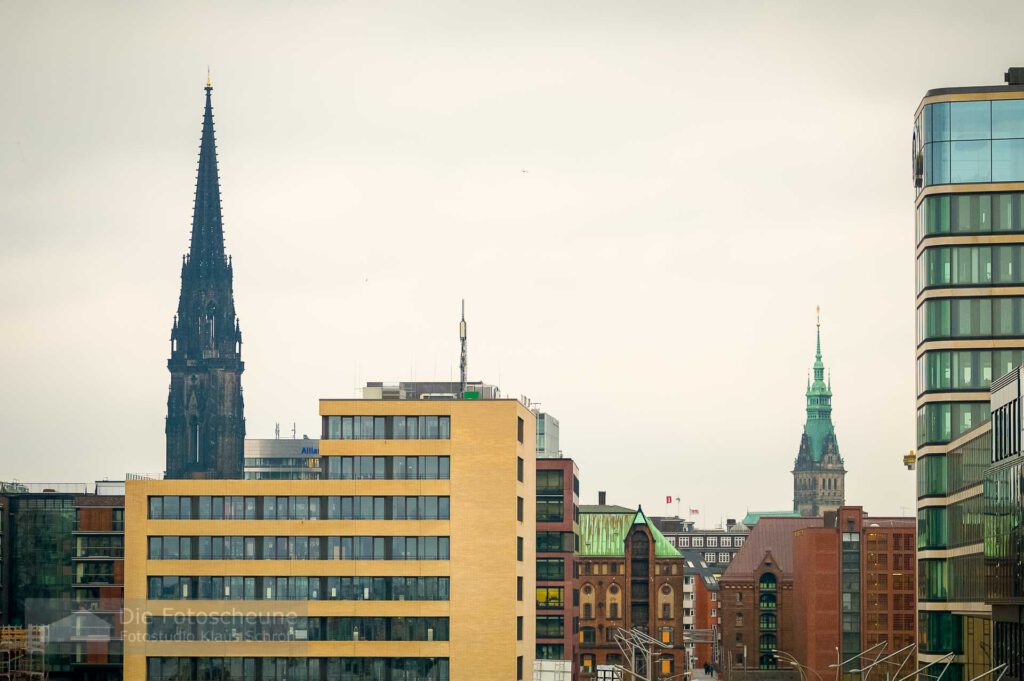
[916, 402, 989, 446]
[924, 499, 987, 554]
[147, 616, 449, 643]
[537, 531, 578, 553]
[917, 296, 1024, 342]
[917, 244, 1024, 291]
[147, 535, 451, 561]
[244, 458, 320, 468]
[985, 460, 1024, 603]
[919, 554, 987, 602]
[992, 398, 1021, 464]
[917, 349, 1024, 392]
[665, 535, 744, 548]
[148, 495, 450, 521]
[323, 415, 451, 440]
[917, 192, 1024, 242]
[921, 100, 1024, 145]
[921, 138, 1024, 185]
[146, 657, 450, 681]
[324, 456, 450, 480]
[147, 575, 450, 602]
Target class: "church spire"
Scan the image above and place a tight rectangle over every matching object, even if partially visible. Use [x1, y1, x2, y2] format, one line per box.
[166, 78, 245, 480]
[187, 78, 226, 275]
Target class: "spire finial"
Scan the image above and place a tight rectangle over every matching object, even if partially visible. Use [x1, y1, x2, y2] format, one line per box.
[206, 67, 212, 89]
[816, 305, 820, 328]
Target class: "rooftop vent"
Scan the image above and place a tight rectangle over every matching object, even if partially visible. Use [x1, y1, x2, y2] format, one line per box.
[1006, 68, 1024, 85]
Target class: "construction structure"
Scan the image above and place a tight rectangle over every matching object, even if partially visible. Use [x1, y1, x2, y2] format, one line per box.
[0, 628, 46, 681]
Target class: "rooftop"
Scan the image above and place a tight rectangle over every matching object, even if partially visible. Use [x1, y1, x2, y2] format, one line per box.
[741, 510, 802, 526]
[579, 506, 681, 558]
[721, 516, 823, 581]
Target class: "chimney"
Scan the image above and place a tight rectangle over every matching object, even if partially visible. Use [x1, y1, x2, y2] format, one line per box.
[598, 491, 606, 506]
[726, 518, 736, 530]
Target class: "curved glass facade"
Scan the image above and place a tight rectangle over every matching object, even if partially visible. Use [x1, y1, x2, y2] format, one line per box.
[917, 297, 1024, 342]
[917, 454, 948, 497]
[917, 243, 1024, 290]
[918, 100, 1024, 187]
[917, 192, 1024, 241]
[917, 348, 1024, 392]
[917, 402, 987, 446]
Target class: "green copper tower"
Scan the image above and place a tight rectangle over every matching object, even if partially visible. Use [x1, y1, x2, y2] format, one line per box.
[792, 308, 846, 516]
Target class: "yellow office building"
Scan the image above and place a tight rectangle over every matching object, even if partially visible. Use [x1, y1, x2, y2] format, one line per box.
[125, 398, 535, 681]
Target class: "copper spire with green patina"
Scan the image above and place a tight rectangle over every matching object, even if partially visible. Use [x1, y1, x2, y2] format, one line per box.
[801, 307, 838, 463]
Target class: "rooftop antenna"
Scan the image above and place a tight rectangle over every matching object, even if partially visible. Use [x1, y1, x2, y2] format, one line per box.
[459, 299, 467, 396]
[275, 422, 280, 440]
[292, 422, 296, 439]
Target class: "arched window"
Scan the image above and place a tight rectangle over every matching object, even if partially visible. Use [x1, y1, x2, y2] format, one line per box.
[759, 592, 777, 610]
[580, 654, 595, 674]
[658, 583, 674, 620]
[759, 612, 777, 630]
[581, 583, 596, 620]
[758, 572, 777, 591]
[607, 583, 621, 620]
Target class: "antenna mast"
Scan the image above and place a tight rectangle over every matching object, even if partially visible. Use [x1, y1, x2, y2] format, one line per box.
[459, 299, 468, 395]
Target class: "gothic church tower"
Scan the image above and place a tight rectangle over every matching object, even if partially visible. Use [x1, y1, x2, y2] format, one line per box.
[792, 309, 846, 516]
[165, 78, 245, 479]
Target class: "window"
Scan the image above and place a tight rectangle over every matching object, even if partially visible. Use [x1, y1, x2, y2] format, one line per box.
[707, 536, 718, 547]
[678, 536, 690, 547]
[705, 552, 715, 563]
[517, 617, 523, 641]
[581, 627, 596, 644]
[517, 417, 524, 443]
[517, 577, 523, 601]
[536, 558, 564, 581]
[721, 537, 732, 547]
[719, 552, 730, 563]
[517, 656, 523, 680]
[692, 537, 704, 548]
[517, 537, 523, 561]
[537, 587, 565, 609]
[517, 457, 524, 482]
[517, 497, 524, 522]
[537, 469, 563, 494]
[735, 537, 744, 547]
[536, 498, 564, 523]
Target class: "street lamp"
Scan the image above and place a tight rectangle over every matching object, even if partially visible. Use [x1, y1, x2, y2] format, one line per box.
[849, 642, 916, 681]
[773, 649, 825, 681]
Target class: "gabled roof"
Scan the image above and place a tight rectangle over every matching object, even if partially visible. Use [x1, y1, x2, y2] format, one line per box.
[579, 506, 681, 558]
[721, 516, 822, 582]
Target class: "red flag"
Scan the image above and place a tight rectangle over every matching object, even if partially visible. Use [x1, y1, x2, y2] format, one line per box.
[690, 508, 700, 515]
[666, 496, 672, 504]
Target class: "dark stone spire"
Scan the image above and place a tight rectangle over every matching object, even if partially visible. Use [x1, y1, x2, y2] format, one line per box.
[166, 78, 245, 480]
[187, 79, 226, 274]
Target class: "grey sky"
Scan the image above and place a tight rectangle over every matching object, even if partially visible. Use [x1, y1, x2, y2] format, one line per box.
[1, 1, 1018, 522]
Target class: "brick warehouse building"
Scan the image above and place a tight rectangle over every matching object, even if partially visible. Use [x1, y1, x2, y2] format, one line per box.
[792, 507, 916, 680]
[719, 516, 821, 677]
[576, 502, 687, 679]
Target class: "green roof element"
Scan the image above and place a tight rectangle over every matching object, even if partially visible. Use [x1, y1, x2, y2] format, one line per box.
[801, 309, 839, 463]
[579, 506, 681, 558]
[742, 510, 802, 526]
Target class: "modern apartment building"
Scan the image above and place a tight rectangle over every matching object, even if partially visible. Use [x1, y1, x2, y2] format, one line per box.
[244, 438, 321, 480]
[124, 397, 536, 681]
[791, 508, 916, 680]
[911, 67, 1024, 676]
[0, 482, 124, 681]
[985, 368, 1024, 677]
[576, 504, 688, 680]
[535, 457, 579, 669]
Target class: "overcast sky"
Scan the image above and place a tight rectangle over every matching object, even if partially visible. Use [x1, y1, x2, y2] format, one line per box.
[2, 1, 1021, 521]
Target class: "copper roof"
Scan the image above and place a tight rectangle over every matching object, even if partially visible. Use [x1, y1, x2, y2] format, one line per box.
[721, 516, 823, 581]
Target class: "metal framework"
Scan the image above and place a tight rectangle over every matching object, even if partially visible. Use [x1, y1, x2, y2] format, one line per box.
[604, 627, 715, 681]
[0, 628, 46, 681]
[770, 644, 1007, 681]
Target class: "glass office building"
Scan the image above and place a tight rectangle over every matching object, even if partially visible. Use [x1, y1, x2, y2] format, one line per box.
[913, 70, 1024, 677]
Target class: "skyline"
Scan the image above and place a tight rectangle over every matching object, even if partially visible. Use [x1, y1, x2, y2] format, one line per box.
[7, 1, 1024, 522]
